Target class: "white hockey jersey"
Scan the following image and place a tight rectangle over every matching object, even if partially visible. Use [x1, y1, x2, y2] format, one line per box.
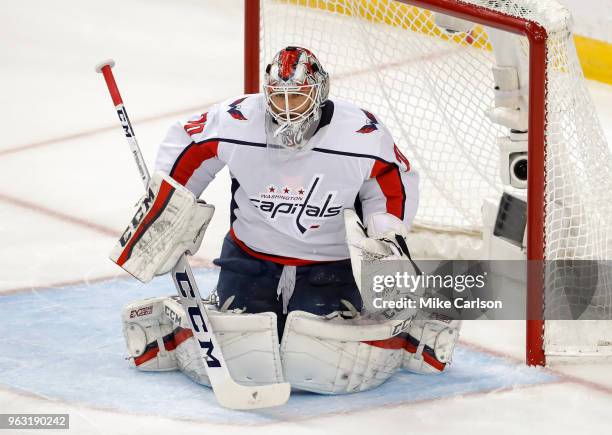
[155, 94, 419, 265]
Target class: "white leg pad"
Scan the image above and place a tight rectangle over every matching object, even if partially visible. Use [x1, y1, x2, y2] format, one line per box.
[149, 296, 284, 387]
[402, 315, 461, 375]
[280, 311, 410, 394]
[122, 296, 179, 371]
[123, 297, 283, 386]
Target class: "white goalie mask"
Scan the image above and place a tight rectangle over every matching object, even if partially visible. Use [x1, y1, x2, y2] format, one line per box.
[264, 46, 330, 150]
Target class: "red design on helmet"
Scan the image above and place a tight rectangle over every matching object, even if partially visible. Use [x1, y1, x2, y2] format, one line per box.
[264, 46, 330, 149]
[265, 46, 329, 96]
[279, 47, 302, 81]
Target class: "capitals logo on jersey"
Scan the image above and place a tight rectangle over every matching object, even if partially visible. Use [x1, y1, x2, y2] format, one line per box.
[249, 175, 342, 234]
[227, 97, 248, 121]
[356, 109, 379, 134]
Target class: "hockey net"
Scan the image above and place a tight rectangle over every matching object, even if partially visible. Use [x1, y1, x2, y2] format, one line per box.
[249, 0, 612, 365]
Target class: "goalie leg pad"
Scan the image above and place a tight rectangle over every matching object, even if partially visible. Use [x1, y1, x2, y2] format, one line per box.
[401, 315, 461, 374]
[161, 297, 285, 388]
[122, 296, 180, 371]
[280, 311, 410, 394]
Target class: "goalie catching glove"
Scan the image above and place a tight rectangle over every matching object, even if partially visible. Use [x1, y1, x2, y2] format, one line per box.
[344, 209, 421, 292]
[110, 171, 214, 283]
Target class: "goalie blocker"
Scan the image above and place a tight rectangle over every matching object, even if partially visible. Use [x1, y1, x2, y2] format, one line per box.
[109, 171, 213, 282]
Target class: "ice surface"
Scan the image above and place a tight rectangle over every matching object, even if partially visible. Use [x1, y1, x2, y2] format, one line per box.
[1, 1, 612, 433]
[0, 269, 557, 424]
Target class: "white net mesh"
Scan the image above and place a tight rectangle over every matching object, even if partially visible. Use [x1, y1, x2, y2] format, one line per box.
[259, 0, 612, 358]
[262, 1, 506, 233]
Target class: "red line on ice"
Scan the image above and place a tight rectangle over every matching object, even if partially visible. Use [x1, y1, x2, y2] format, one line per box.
[461, 339, 612, 396]
[0, 102, 221, 157]
[0, 191, 118, 237]
[0, 48, 455, 158]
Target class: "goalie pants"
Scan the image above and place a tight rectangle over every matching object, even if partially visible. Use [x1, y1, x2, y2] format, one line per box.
[213, 233, 363, 336]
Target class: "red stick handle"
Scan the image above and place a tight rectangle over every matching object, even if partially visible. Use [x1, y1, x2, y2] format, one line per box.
[100, 66, 123, 106]
[95, 59, 123, 107]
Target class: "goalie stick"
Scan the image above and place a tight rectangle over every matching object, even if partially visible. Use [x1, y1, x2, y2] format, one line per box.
[95, 59, 291, 410]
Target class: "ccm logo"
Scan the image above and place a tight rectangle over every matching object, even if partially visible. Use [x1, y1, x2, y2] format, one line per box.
[117, 106, 134, 138]
[164, 305, 182, 327]
[119, 187, 155, 247]
[391, 318, 412, 336]
[130, 305, 153, 318]
[175, 270, 221, 368]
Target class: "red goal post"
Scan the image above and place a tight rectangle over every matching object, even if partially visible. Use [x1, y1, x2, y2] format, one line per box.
[243, 0, 612, 367]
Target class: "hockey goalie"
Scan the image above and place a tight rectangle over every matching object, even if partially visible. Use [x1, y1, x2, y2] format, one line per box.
[111, 47, 461, 395]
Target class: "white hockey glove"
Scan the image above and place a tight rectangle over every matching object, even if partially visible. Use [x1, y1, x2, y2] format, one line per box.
[110, 171, 214, 283]
[344, 209, 421, 292]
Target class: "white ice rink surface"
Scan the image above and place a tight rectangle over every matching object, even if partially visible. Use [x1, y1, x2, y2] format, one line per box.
[1, 1, 612, 434]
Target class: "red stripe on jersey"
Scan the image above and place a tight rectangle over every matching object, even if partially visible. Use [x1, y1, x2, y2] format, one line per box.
[184, 113, 208, 136]
[393, 144, 411, 172]
[230, 227, 326, 266]
[370, 160, 406, 220]
[116, 180, 175, 266]
[170, 141, 219, 186]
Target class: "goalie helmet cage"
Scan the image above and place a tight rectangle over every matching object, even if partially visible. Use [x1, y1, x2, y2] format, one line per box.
[244, 0, 612, 366]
